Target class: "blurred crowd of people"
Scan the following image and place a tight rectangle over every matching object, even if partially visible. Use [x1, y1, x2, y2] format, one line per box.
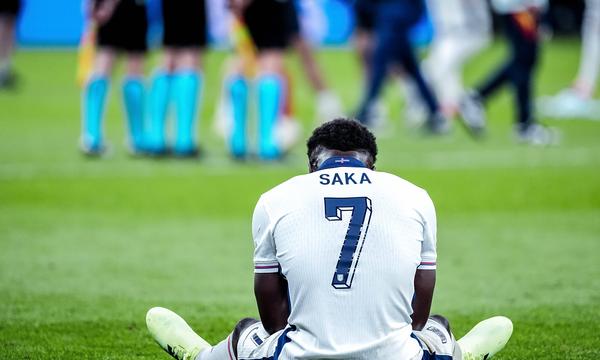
[1, 0, 599, 158]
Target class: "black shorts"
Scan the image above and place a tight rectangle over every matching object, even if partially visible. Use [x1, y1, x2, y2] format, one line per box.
[162, 0, 207, 48]
[355, 0, 375, 32]
[96, 0, 148, 53]
[0, 0, 21, 16]
[243, 0, 294, 50]
[285, 1, 300, 40]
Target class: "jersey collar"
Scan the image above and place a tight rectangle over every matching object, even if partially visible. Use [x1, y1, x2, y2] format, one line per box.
[318, 156, 367, 170]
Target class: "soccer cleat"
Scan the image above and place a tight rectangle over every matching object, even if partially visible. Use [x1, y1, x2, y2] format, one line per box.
[79, 136, 107, 157]
[146, 307, 211, 360]
[173, 147, 201, 159]
[537, 89, 600, 120]
[458, 91, 487, 138]
[515, 124, 561, 146]
[457, 316, 513, 360]
[425, 112, 450, 135]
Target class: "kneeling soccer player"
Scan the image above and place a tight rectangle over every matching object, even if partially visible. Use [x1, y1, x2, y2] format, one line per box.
[146, 119, 513, 360]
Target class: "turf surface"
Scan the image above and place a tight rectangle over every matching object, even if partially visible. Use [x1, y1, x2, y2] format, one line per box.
[1, 40, 599, 359]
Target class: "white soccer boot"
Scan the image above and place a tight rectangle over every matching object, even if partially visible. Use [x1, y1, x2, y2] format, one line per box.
[457, 316, 513, 360]
[146, 307, 211, 360]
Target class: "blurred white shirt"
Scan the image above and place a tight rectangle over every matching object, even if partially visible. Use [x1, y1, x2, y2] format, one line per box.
[491, 0, 548, 14]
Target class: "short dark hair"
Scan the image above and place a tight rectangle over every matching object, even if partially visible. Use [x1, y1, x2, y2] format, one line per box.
[306, 118, 378, 164]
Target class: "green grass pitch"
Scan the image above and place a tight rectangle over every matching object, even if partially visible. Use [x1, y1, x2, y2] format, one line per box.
[0, 39, 599, 359]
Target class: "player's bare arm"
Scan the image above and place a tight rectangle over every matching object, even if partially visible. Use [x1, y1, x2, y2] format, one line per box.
[92, 0, 120, 25]
[254, 272, 290, 334]
[411, 269, 436, 331]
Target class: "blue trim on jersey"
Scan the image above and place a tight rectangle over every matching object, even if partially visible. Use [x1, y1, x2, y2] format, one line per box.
[318, 156, 367, 170]
[273, 325, 296, 360]
[411, 333, 453, 360]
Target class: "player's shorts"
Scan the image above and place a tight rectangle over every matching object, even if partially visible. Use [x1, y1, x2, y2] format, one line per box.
[0, 0, 21, 16]
[236, 318, 457, 360]
[162, 0, 207, 48]
[96, 0, 148, 53]
[355, 0, 376, 32]
[285, 1, 300, 40]
[243, 0, 294, 50]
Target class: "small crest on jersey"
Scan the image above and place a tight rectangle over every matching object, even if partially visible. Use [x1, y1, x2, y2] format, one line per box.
[335, 158, 351, 164]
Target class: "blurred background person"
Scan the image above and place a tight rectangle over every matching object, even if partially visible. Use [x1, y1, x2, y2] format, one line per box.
[354, 0, 448, 135]
[538, 0, 600, 120]
[423, 0, 492, 118]
[0, 0, 21, 89]
[212, 0, 340, 159]
[146, 0, 207, 157]
[352, 0, 390, 128]
[226, 0, 295, 160]
[460, 0, 558, 144]
[80, 0, 148, 156]
[288, 0, 344, 124]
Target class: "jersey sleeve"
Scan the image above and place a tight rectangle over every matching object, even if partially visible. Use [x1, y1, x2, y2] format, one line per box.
[252, 196, 280, 274]
[418, 191, 437, 270]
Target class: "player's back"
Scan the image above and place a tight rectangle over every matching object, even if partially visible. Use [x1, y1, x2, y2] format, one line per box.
[253, 158, 437, 359]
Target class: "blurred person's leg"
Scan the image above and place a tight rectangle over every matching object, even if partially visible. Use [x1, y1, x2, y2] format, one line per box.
[424, 0, 491, 114]
[575, 0, 600, 97]
[292, 35, 343, 122]
[503, 11, 540, 133]
[172, 49, 202, 156]
[81, 49, 116, 154]
[288, 2, 343, 123]
[353, 0, 391, 128]
[357, 1, 446, 133]
[256, 51, 285, 160]
[476, 15, 515, 101]
[122, 54, 146, 153]
[81, 0, 148, 155]
[147, 51, 175, 155]
[243, 0, 290, 160]
[228, 67, 249, 159]
[117, 0, 148, 154]
[353, 0, 376, 76]
[0, 0, 21, 88]
[459, 11, 517, 137]
[148, 0, 206, 156]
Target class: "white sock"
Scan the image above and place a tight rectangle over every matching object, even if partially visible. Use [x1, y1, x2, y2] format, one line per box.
[196, 334, 235, 360]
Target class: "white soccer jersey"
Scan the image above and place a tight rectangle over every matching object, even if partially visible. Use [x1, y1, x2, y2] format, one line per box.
[252, 157, 437, 360]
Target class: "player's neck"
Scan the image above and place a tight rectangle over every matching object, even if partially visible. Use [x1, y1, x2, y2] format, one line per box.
[316, 156, 368, 171]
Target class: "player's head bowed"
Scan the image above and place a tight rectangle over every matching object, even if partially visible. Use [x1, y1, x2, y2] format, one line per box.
[306, 118, 378, 172]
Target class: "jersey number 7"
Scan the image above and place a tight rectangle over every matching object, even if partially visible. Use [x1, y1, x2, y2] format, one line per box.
[324, 197, 373, 289]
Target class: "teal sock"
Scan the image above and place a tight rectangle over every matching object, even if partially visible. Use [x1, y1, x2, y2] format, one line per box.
[148, 71, 172, 153]
[82, 76, 109, 151]
[228, 75, 248, 158]
[122, 77, 146, 152]
[257, 74, 283, 160]
[173, 71, 201, 154]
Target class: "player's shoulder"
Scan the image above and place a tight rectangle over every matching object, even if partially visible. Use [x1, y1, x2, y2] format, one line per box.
[258, 173, 310, 203]
[375, 170, 430, 195]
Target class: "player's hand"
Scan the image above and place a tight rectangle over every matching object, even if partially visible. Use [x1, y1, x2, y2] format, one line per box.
[93, 0, 119, 25]
[227, 0, 251, 17]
